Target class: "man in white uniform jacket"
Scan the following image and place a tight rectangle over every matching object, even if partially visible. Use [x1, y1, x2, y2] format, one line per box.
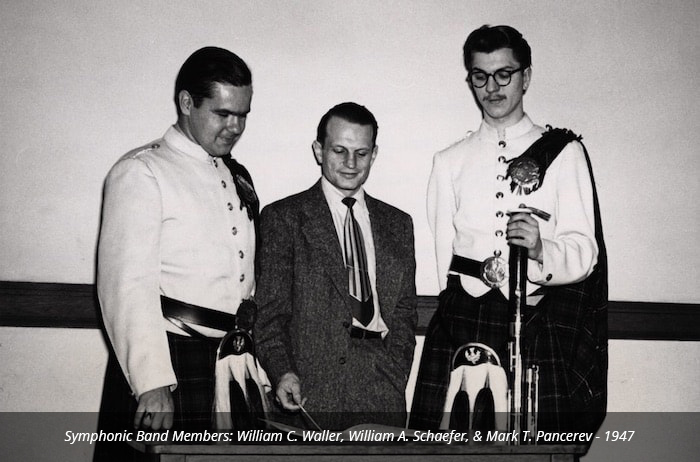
[94, 47, 268, 461]
[410, 25, 608, 435]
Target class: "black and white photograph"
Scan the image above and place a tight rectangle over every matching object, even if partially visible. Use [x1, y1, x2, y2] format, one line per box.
[1, 1, 698, 461]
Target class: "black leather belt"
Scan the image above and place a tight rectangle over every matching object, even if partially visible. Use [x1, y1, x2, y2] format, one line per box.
[161, 296, 238, 338]
[449, 255, 482, 278]
[349, 326, 382, 339]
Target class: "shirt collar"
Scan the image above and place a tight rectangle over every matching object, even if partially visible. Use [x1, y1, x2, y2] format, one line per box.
[163, 125, 216, 163]
[479, 113, 534, 141]
[320, 176, 367, 211]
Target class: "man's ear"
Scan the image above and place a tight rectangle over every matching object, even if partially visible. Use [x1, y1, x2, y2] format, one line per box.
[523, 67, 532, 93]
[312, 140, 323, 165]
[178, 90, 193, 116]
[369, 145, 378, 166]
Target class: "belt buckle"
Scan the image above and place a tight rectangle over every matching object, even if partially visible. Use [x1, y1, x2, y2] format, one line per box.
[350, 326, 379, 339]
[480, 256, 508, 288]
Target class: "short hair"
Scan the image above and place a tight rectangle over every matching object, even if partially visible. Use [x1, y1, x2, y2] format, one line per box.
[316, 102, 379, 145]
[463, 25, 532, 71]
[174, 46, 252, 116]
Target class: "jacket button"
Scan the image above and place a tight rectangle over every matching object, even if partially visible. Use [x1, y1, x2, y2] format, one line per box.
[546, 273, 553, 281]
[342, 321, 350, 328]
[339, 357, 346, 365]
[498, 140, 506, 148]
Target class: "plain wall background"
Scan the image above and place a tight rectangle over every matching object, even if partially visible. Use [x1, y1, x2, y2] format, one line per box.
[1, 1, 699, 461]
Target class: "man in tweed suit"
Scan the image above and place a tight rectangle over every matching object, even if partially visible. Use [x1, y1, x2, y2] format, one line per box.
[255, 102, 417, 430]
[410, 25, 607, 434]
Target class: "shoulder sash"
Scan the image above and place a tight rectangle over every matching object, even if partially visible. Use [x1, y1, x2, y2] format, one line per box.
[506, 126, 581, 195]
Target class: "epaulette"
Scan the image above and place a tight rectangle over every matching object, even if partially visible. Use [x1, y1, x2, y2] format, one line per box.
[438, 131, 474, 154]
[130, 141, 163, 158]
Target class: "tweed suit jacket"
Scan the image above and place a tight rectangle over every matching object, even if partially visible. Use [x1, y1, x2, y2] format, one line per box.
[255, 180, 417, 417]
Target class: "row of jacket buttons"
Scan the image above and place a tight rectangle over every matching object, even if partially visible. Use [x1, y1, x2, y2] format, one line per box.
[494, 140, 508, 258]
[215, 157, 248, 284]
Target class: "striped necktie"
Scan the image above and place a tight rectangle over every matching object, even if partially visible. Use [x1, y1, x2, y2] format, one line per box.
[342, 197, 374, 326]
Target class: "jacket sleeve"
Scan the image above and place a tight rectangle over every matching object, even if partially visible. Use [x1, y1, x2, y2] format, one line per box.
[384, 214, 418, 381]
[427, 150, 457, 291]
[254, 204, 297, 384]
[528, 141, 599, 285]
[96, 157, 176, 398]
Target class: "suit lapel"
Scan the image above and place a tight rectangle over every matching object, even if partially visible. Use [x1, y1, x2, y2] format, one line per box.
[300, 181, 348, 300]
[366, 194, 402, 316]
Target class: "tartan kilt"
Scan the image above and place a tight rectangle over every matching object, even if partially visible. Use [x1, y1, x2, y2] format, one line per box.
[409, 275, 606, 434]
[93, 333, 217, 462]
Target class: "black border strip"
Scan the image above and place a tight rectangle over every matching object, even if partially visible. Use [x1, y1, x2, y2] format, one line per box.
[1, 281, 698, 340]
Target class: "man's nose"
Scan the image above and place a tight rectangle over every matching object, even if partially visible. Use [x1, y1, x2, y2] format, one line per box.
[227, 116, 244, 133]
[344, 152, 356, 168]
[485, 74, 500, 92]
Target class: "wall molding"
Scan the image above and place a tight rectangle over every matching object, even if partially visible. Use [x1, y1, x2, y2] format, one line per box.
[1, 281, 698, 340]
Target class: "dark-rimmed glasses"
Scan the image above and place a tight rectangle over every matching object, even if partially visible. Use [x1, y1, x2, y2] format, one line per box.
[467, 68, 523, 88]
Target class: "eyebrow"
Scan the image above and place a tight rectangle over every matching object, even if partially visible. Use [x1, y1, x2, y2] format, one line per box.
[213, 109, 250, 116]
[472, 66, 517, 73]
[330, 144, 372, 150]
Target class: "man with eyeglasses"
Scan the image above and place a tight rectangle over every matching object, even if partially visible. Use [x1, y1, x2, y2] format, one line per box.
[410, 25, 608, 436]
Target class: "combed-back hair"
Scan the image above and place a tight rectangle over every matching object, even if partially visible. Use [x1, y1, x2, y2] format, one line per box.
[463, 25, 532, 71]
[174, 46, 251, 115]
[316, 102, 379, 145]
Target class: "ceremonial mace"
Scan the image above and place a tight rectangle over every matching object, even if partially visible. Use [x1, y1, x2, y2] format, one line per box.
[506, 210, 542, 443]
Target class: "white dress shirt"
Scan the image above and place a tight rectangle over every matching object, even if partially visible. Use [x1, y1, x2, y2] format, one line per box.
[321, 177, 389, 335]
[97, 125, 255, 397]
[427, 115, 598, 300]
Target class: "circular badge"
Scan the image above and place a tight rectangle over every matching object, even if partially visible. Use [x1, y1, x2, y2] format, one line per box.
[480, 256, 508, 288]
[507, 157, 541, 195]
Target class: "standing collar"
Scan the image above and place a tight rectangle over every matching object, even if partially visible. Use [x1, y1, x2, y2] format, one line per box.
[320, 176, 367, 210]
[163, 125, 216, 163]
[478, 114, 534, 141]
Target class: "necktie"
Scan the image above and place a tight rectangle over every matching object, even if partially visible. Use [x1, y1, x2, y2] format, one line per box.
[342, 197, 374, 326]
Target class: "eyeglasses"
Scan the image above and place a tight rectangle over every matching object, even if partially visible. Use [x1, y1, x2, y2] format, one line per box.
[467, 67, 523, 88]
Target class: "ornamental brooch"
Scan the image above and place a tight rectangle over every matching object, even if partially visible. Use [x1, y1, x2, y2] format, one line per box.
[506, 156, 541, 195]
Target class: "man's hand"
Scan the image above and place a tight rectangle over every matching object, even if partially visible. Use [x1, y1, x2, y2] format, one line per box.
[134, 386, 174, 430]
[506, 212, 543, 263]
[275, 372, 305, 411]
